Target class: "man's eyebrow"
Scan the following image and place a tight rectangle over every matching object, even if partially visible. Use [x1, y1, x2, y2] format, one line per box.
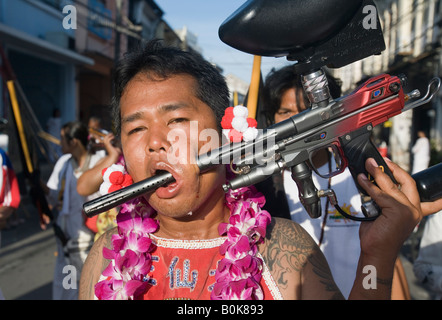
[121, 103, 193, 124]
[121, 111, 144, 125]
[159, 103, 192, 113]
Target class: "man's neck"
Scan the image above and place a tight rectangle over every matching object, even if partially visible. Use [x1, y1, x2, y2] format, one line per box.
[153, 192, 230, 240]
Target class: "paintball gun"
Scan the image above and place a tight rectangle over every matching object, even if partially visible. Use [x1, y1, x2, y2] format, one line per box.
[83, 0, 442, 221]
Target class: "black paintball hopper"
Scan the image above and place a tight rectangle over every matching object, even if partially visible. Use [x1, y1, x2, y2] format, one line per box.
[219, 0, 386, 73]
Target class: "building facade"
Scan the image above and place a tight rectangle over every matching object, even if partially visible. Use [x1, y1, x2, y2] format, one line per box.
[0, 0, 91, 128]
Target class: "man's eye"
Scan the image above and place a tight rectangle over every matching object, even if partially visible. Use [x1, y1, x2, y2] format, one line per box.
[169, 118, 188, 125]
[128, 127, 145, 135]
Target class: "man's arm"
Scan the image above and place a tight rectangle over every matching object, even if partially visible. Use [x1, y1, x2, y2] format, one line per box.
[77, 133, 121, 196]
[349, 158, 422, 299]
[421, 198, 442, 217]
[79, 228, 116, 299]
[261, 218, 344, 300]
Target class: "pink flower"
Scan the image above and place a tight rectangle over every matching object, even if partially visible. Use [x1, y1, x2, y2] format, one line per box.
[211, 277, 263, 300]
[117, 211, 158, 236]
[95, 279, 148, 300]
[120, 201, 137, 214]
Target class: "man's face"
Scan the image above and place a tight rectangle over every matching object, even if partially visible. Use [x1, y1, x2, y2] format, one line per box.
[274, 87, 307, 124]
[119, 73, 226, 218]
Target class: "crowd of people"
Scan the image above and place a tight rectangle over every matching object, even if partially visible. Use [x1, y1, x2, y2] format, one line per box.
[1, 40, 442, 300]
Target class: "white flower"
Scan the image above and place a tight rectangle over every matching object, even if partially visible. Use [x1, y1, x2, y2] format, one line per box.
[243, 127, 258, 142]
[100, 181, 112, 195]
[231, 117, 248, 132]
[233, 105, 249, 118]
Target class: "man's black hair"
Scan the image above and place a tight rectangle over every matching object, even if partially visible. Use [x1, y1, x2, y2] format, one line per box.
[111, 40, 230, 134]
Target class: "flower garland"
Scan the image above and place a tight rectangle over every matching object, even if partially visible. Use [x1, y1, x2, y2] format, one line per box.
[211, 183, 271, 300]
[94, 164, 271, 300]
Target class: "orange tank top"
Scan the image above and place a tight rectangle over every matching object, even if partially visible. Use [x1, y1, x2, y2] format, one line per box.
[142, 235, 283, 300]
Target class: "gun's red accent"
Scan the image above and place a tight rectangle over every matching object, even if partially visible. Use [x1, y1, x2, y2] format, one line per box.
[342, 74, 405, 128]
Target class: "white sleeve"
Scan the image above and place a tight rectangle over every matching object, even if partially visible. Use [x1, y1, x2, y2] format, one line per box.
[46, 154, 72, 190]
[46, 154, 72, 207]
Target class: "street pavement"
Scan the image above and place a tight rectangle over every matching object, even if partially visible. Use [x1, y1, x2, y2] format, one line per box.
[0, 195, 56, 300]
[0, 194, 434, 300]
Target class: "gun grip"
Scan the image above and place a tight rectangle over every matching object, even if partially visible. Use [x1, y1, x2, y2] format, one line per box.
[291, 162, 322, 219]
[339, 126, 397, 217]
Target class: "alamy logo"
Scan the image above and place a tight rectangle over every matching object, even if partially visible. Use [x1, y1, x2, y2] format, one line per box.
[362, 5, 377, 30]
[62, 265, 77, 290]
[362, 265, 377, 289]
[62, 5, 77, 30]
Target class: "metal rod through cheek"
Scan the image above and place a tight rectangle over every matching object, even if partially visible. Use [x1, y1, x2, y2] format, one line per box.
[83, 171, 174, 217]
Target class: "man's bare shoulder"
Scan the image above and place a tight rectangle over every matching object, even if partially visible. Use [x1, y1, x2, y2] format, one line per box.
[260, 217, 316, 273]
[260, 217, 343, 300]
[264, 217, 316, 251]
[79, 227, 117, 300]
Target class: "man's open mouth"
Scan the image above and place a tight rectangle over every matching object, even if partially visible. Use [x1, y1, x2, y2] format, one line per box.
[153, 169, 176, 187]
[152, 167, 180, 198]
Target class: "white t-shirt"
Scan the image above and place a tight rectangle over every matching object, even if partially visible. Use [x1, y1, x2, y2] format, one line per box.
[283, 166, 362, 298]
[47, 152, 105, 300]
[413, 210, 442, 299]
[411, 137, 430, 174]
[46, 152, 103, 239]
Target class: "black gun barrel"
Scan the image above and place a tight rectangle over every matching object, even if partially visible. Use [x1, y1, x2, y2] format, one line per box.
[83, 171, 174, 217]
[412, 162, 442, 202]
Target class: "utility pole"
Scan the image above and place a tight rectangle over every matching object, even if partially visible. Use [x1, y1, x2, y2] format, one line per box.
[114, 0, 123, 63]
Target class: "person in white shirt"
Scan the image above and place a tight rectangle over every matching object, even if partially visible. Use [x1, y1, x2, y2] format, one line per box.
[413, 210, 442, 299]
[411, 131, 430, 174]
[257, 66, 410, 299]
[45, 121, 105, 300]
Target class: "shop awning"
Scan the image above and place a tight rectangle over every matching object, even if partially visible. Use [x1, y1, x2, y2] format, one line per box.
[0, 23, 94, 66]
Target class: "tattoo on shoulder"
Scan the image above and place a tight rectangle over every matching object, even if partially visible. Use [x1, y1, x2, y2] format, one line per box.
[262, 218, 342, 298]
[262, 218, 314, 273]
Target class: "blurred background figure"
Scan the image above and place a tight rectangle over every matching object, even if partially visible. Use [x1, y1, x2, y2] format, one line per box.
[411, 131, 430, 174]
[0, 147, 21, 239]
[87, 116, 101, 132]
[77, 128, 122, 241]
[87, 116, 109, 155]
[46, 108, 62, 160]
[413, 211, 442, 299]
[45, 121, 105, 299]
[0, 118, 9, 152]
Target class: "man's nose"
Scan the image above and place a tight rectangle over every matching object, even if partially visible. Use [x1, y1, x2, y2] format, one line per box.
[146, 127, 170, 154]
